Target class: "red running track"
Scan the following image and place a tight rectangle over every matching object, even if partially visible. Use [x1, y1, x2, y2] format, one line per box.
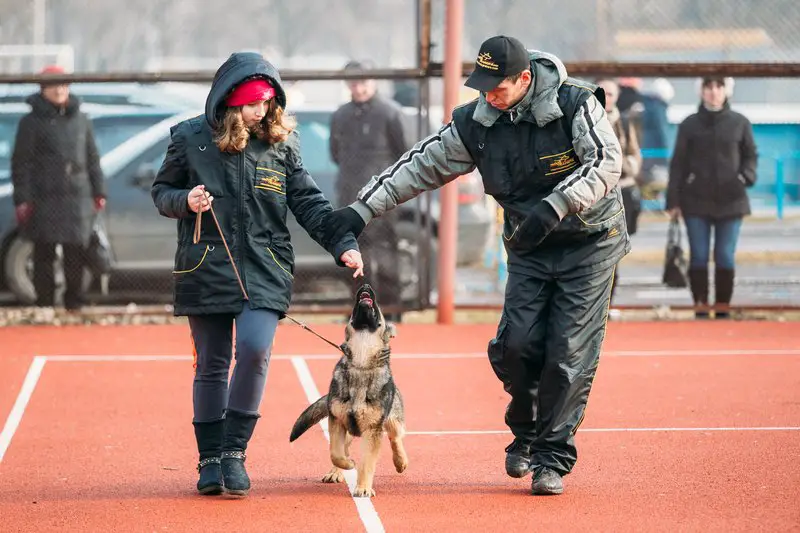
[0, 321, 798, 532]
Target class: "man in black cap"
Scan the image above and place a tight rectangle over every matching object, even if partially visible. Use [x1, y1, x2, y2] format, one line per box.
[324, 36, 627, 495]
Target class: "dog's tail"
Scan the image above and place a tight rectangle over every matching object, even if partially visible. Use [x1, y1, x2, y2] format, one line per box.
[289, 395, 329, 442]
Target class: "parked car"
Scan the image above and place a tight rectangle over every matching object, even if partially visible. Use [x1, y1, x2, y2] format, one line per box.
[0, 105, 494, 307]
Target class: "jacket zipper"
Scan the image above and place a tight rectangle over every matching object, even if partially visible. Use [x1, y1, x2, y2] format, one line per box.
[712, 113, 719, 205]
[238, 150, 247, 293]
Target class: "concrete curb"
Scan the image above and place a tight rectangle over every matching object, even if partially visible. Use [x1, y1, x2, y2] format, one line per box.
[1, 305, 799, 327]
[621, 250, 800, 265]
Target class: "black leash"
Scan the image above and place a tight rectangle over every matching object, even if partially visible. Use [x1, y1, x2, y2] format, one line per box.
[283, 313, 345, 354]
[195, 194, 344, 355]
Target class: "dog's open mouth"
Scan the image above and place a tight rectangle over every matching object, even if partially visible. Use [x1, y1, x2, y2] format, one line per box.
[351, 284, 380, 331]
[359, 290, 374, 308]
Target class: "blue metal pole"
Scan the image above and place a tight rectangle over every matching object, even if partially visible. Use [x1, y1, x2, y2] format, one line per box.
[775, 157, 784, 220]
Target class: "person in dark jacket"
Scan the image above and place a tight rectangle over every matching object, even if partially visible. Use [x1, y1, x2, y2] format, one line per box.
[11, 64, 106, 310]
[597, 78, 642, 305]
[151, 52, 363, 497]
[330, 60, 409, 317]
[666, 76, 758, 319]
[325, 36, 626, 496]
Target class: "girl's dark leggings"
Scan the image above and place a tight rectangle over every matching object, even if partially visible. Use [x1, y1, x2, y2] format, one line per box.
[189, 305, 279, 423]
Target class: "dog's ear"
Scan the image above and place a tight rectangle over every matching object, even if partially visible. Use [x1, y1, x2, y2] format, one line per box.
[383, 322, 397, 343]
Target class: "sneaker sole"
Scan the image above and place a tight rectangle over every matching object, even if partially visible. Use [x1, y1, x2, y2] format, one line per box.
[224, 487, 249, 497]
[532, 487, 564, 495]
[532, 484, 564, 495]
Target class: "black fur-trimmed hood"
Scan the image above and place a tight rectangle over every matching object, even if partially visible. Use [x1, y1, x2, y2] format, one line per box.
[204, 51, 287, 129]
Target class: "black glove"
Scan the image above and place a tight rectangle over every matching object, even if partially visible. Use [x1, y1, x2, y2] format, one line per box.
[509, 201, 561, 249]
[324, 206, 367, 245]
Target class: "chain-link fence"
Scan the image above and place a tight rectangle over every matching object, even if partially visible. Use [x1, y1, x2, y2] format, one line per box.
[2, 0, 800, 316]
[2, 73, 799, 316]
[2, 0, 800, 72]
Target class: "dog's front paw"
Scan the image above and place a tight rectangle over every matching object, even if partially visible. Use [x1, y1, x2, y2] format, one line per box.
[352, 486, 376, 498]
[322, 467, 345, 484]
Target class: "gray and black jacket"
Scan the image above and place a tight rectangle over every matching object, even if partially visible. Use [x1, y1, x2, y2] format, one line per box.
[348, 50, 627, 271]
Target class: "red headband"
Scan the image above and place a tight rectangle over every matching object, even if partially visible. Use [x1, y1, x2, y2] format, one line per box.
[225, 78, 276, 107]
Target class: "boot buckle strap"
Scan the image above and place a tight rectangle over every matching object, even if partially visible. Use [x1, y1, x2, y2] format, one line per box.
[197, 456, 221, 472]
[221, 450, 247, 461]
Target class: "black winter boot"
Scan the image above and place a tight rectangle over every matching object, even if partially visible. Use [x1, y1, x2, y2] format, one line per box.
[221, 410, 260, 496]
[193, 419, 224, 495]
[688, 267, 710, 319]
[715, 268, 735, 319]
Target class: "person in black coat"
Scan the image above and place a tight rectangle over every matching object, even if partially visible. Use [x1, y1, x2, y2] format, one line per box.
[151, 52, 363, 497]
[330, 60, 409, 317]
[666, 77, 758, 319]
[11, 65, 106, 310]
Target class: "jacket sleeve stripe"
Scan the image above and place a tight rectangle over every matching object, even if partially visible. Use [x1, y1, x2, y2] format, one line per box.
[360, 124, 451, 202]
[558, 101, 604, 192]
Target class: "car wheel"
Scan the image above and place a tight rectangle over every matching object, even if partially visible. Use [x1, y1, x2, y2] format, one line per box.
[4, 235, 92, 305]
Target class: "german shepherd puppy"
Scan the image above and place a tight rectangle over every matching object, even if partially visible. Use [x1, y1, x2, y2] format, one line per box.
[289, 283, 408, 498]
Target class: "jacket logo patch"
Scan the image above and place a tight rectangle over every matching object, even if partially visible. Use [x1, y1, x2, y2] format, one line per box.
[540, 149, 579, 176]
[476, 53, 499, 71]
[606, 227, 620, 239]
[255, 167, 286, 195]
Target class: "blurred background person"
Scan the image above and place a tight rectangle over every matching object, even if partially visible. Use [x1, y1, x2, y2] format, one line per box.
[637, 78, 675, 200]
[10, 65, 106, 311]
[330, 59, 409, 320]
[597, 77, 643, 306]
[666, 76, 758, 319]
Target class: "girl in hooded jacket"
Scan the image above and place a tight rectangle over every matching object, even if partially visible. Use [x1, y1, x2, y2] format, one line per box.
[666, 76, 757, 319]
[151, 52, 363, 497]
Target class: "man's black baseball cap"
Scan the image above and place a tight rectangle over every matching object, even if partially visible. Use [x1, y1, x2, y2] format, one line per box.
[465, 36, 530, 92]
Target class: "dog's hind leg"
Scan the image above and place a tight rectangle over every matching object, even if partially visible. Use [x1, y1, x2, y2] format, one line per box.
[384, 415, 409, 474]
[329, 421, 356, 471]
[322, 432, 353, 483]
[353, 429, 382, 498]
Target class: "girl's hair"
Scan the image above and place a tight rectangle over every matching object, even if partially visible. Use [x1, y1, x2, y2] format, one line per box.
[214, 98, 297, 153]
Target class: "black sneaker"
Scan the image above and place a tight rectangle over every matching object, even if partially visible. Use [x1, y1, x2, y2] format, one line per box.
[531, 466, 564, 495]
[504, 439, 532, 478]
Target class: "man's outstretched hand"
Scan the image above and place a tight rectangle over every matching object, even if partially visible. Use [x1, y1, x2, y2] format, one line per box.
[325, 206, 366, 245]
